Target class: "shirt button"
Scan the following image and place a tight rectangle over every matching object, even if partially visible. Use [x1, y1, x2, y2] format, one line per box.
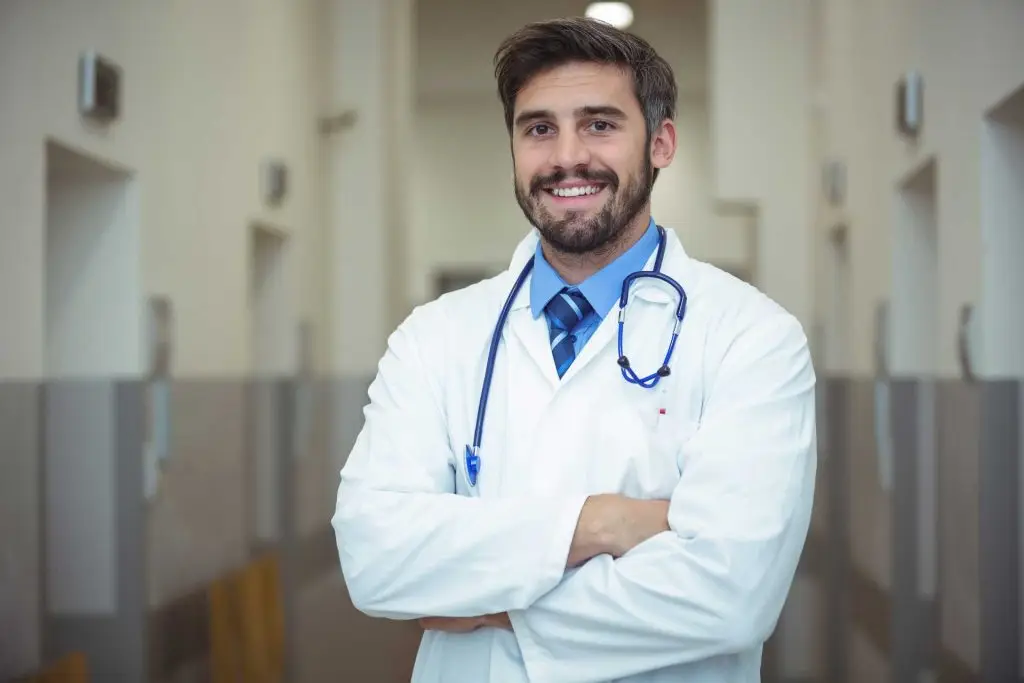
[568, 334, 577, 343]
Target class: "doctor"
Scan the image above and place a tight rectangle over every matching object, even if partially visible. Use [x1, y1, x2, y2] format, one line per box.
[333, 15, 816, 683]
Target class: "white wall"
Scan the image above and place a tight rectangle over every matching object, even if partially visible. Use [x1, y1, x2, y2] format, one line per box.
[710, 0, 815, 329]
[409, 93, 754, 305]
[810, 0, 1024, 378]
[0, 0, 326, 379]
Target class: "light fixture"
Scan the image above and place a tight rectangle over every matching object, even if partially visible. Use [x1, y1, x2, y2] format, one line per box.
[585, 2, 634, 29]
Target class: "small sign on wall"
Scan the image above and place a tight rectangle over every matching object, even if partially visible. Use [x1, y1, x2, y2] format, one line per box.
[79, 51, 121, 123]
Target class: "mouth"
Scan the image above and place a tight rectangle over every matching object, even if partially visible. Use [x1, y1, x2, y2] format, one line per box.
[542, 182, 609, 206]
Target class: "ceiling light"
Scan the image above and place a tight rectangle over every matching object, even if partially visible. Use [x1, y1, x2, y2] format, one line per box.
[585, 2, 634, 29]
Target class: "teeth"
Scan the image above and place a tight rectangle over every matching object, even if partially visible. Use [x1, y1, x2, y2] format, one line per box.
[551, 185, 602, 198]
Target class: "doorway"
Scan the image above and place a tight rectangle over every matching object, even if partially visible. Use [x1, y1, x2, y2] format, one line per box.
[980, 85, 1024, 378]
[891, 158, 939, 377]
[248, 223, 292, 545]
[42, 140, 142, 679]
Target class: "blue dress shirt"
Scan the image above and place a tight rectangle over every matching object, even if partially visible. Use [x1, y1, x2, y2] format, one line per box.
[530, 218, 660, 357]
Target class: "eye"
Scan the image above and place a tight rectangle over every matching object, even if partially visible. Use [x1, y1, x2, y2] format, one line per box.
[588, 120, 615, 133]
[527, 123, 554, 137]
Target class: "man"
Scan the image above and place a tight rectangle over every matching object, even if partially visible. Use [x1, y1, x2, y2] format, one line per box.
[333, 16, 816, 683]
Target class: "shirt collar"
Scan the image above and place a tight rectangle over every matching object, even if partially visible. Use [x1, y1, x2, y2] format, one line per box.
[529, 218, 660, 319]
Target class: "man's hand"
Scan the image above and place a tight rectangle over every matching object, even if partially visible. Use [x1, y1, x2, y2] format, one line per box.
[566, 494, 670, 567]
[419, 612, 512, 632]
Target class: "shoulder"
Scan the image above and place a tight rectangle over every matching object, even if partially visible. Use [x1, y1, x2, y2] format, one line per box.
[685, 260, 812, 384]
[388, 270, 514, 368]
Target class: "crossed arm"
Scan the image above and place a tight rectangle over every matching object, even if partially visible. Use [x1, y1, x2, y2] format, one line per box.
[332, 305, 816, 682]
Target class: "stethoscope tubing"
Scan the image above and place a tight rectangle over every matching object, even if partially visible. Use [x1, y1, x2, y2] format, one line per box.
[466, 225, 686, 487]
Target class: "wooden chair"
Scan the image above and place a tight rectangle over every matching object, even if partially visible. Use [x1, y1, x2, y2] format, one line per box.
[207, 555, 286, 683]
[28, 651, 89, 683]
[208, 574, 244, 683]
[256, 553, 285, 678]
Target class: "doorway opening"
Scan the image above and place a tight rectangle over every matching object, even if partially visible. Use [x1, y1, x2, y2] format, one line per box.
[248, 223, 292, 546]
[42, 140, 138, 633]
[891, 158, 939, 377]
[980, 84, 1024, 378]
[825, 222, 851, 371]
[44, 140, 139, 377]
[249, 223, 291, 377]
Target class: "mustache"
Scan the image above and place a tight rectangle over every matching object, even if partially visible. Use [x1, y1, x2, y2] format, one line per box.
[529, 168, 619, 196]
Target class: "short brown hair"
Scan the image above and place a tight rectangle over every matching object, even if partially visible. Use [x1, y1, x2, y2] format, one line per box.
[493, 17, 677, 139]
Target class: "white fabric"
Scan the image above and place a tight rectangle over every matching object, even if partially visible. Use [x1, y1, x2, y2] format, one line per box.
[332, 226, 817, 683]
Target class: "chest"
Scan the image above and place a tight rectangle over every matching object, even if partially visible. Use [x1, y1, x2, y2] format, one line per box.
[444, 303, 707, 499]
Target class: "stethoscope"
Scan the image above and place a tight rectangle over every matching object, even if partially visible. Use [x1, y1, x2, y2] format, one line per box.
[463, 225, 688, 488]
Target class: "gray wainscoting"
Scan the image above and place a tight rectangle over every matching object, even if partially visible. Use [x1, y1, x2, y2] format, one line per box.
[0, 382, 43, 680]
[762, 376, 1021, 683]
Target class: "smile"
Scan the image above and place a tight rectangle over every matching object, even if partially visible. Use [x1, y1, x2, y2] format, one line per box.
[545, 184, 607, 198]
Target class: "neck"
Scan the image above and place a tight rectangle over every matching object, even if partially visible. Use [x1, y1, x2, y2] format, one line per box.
[541, 210, 651, 285]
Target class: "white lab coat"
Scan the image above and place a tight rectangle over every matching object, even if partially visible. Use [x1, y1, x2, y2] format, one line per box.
[332, 226, 817, 683]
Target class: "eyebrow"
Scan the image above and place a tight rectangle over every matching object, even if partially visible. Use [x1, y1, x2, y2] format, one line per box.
[513, 105, 629, 129]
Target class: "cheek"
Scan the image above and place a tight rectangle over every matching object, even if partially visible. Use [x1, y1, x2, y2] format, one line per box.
[593, 138, 644, 174]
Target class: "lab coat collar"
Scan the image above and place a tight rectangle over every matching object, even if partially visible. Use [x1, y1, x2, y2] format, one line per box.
[506, 223, 693, 311]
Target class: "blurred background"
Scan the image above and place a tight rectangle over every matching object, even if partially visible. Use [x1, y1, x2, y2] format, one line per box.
[0, 0, 1022, 681]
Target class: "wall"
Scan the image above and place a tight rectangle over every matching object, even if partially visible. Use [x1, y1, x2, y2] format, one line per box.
[709, 0, 815, 328]
[812, 0, 1024, 378]
[0, 0, 329, 679]
[787, 0, 1024, 680]
[0, 0, 326, 381]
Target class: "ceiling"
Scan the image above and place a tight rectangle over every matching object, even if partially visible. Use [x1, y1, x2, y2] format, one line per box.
[414, 0, 708, 100]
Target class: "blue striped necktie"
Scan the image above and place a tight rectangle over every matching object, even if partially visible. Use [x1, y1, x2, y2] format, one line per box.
[544, 288, 594, 378]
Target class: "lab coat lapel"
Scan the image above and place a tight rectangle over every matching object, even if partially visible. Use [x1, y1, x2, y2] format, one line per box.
[502, 230, 561, 389]
[506, 307, 560, 388]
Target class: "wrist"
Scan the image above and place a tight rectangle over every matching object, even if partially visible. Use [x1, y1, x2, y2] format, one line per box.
[578, 494, 625, 557]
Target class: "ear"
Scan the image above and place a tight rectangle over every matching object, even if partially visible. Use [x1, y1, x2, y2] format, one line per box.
[649, 118, 677, 170]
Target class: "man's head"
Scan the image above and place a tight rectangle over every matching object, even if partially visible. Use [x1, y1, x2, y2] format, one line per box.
[494, 17, 677, 256]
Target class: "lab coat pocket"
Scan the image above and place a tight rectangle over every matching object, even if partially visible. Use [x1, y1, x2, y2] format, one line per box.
[589, 390, 686, 500]
[627, 407, 688, 499]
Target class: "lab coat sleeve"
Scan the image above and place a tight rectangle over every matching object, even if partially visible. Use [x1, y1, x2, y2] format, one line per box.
[332, 305, 588, 621]
[507, 307, 817, 683]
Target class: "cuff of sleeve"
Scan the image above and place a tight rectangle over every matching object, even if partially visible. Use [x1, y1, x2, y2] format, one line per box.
[524, 494, 588, 600]
[508, 607, 551, 682]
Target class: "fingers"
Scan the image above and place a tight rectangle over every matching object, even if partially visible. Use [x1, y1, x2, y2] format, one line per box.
[418, 616, 484, 633]
[418, 613, 513, 633]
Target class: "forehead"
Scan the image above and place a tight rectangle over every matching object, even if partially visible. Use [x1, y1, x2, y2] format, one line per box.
[515, 61, 639, 116]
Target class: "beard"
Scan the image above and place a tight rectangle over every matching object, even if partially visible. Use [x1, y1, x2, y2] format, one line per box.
[513, 161, 654, 256]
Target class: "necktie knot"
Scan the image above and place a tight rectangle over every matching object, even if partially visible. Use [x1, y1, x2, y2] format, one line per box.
[545, 288, 593, 332]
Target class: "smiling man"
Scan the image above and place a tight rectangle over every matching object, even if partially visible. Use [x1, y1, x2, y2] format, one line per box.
[333, 15, 816, 683]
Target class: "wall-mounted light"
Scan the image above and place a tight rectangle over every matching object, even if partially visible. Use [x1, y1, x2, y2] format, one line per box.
[585, 2, 634, 29]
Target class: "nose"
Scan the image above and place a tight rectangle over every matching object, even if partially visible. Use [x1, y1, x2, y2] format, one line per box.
[550, 128, 590, 170]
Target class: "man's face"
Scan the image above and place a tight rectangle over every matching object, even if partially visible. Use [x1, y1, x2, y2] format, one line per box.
[511, 61, 660, 255]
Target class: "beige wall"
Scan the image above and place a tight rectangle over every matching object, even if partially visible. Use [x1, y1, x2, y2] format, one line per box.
[809, 0, 1024, 378]
[0, 0, 326, 380]
[710, 0, 816, 331]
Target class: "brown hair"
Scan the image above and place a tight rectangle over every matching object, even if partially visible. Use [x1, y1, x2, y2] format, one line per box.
[493, 17, 677, 140]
